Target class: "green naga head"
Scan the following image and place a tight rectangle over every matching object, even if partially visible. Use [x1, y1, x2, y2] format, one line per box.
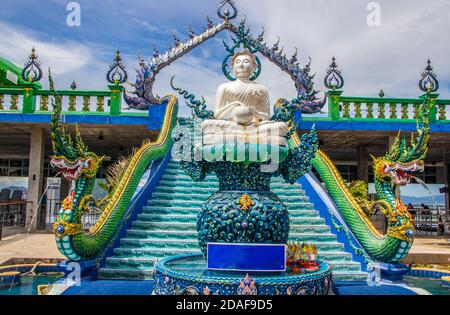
[373, 97, 431, 186]
[48, 70, 103, 181]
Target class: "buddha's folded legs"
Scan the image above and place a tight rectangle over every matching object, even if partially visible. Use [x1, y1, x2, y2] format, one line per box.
[201, 119, 238, 134]
[201, 121, 288, 147]
[257, 121, 289, 137]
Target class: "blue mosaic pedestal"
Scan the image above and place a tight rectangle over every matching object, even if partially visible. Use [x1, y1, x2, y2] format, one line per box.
[153, 254, 334, 295]
[197, 190, 289, 255]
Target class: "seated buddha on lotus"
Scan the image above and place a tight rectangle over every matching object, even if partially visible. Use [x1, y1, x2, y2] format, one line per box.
[202, 49, 288, 147]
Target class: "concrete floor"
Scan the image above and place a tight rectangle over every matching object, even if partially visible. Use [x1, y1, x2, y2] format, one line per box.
[404, 238, 450, 265]
[0, 232, 64, 265]
[0, 233, 449, 266]
[409, 238, 450, 254]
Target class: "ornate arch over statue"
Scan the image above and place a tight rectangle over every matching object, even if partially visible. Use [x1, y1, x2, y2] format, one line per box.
[124, 0, 325, 114]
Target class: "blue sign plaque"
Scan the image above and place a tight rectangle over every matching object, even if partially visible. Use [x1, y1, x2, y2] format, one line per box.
[207, 243, 286, 272]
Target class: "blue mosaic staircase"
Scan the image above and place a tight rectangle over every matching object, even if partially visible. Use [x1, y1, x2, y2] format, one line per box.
[98, 160, 367, 281]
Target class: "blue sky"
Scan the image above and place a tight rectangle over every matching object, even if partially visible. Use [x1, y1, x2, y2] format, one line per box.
[0, 0, 449, 117]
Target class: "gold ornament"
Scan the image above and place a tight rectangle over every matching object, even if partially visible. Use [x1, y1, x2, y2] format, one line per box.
[239, 194, 253, 211]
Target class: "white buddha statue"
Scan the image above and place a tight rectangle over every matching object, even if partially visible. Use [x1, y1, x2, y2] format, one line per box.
[202, 49, 288, 147]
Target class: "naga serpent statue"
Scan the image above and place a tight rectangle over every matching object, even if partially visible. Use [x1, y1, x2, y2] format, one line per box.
[50, 72, 178, 261]
[304, 94, 431, 263]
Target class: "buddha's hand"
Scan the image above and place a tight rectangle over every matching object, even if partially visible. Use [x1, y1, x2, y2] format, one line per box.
[252, 117, 263, 124]
[227, 101, 245, 107]
[241, 107, 252, 115]
[249, 106, 258, 114]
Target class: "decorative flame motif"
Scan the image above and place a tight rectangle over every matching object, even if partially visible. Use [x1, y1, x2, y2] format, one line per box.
[257, 27, 265, 43]
[21, 47, 43, 83]
[286, 286, 293, 295]
[419, 59, 439, 92]
[106, 50, 128, 85]
[237, 274, 257, 295]
[290, 47, 298, 64]
[324, 57, 344, 90]
[206, 16, 214, 29]
[173, 33, 182, 47]
[188, 24, 196, 39]
[62, 192, 75, 211]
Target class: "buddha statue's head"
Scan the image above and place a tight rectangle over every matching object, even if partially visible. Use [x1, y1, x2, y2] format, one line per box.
[231, 49, 257, 80]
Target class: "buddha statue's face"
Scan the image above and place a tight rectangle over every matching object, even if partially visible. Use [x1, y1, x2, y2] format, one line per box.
[232, 54, 256, 80]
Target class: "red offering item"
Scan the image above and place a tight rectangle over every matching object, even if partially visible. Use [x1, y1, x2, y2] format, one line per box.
[287, 258, 295, 270]
[305, 261, 319, 272]
[286, 242, 320, 274]
[291, 260, 300, 272]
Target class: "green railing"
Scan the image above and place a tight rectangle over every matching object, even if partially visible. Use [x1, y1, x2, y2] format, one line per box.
[0, 85, 126, 115]
[2, 49, 447, 123]
[0, 49, 135, 116]
[324, 90, 450, 123]
[0, 88, 24, 112]
[1, 85, 449, 123]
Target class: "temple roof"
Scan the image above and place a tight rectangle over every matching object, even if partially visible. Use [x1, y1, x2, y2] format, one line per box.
[0, 56, 42, 89]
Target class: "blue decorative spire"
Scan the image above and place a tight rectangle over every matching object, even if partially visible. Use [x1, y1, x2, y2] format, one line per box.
[106, 50, 128, 85]
[419, 59, 439, 92]
[21, 47, 43, 83]
[217, 0, 238, 21]
[324, 57, 344, 90]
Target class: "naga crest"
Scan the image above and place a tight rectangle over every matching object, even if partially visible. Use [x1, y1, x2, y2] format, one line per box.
[49, 71, 103, 181]
[373, 95, 431, 186]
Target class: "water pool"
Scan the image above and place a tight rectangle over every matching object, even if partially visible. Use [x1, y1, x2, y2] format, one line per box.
[403, 276, 450, 295]
[0, 274, 64, 295]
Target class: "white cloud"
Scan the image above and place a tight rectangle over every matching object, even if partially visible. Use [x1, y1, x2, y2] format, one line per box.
[130, 17, 160, 33]
[0, 21, 91, 76]
[1, 0, 448, 116]
[0, 21, 118, 90]
[139, 0, 450, 116]
[154, 55, 224, 117]
[236, 0, 450, 98]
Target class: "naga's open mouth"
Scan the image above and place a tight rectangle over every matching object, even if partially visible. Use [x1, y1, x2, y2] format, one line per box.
[50, 158, 92, 181]
[384, 162, 424, 185]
